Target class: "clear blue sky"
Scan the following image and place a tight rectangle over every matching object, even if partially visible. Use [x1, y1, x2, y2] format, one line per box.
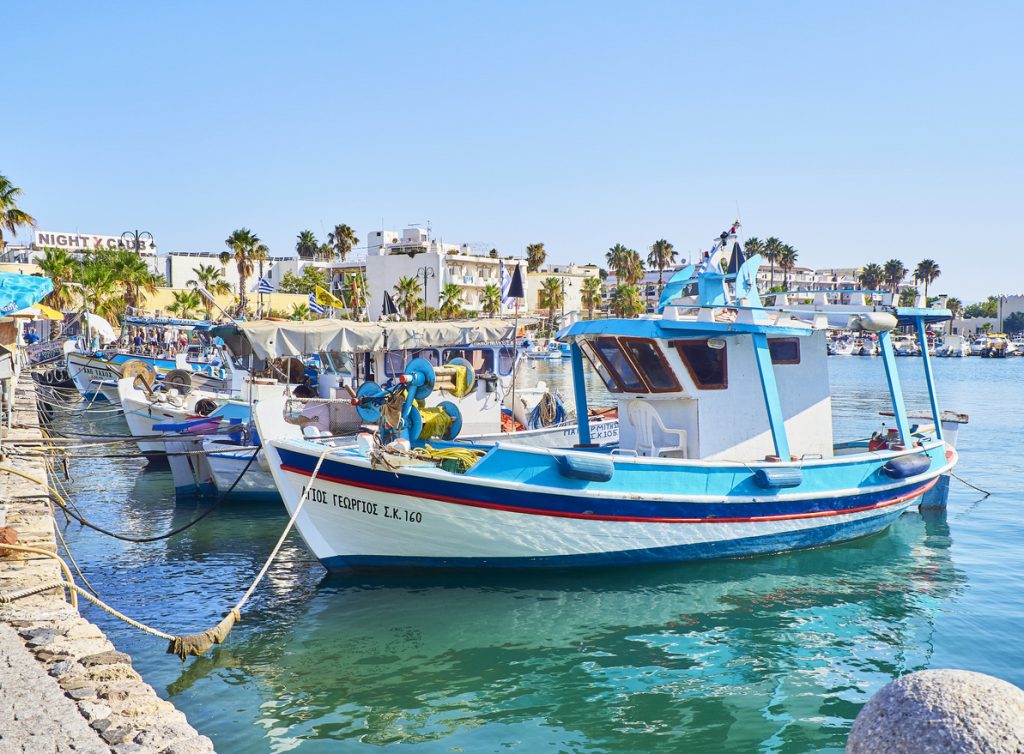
[5, 1, 1021, 301]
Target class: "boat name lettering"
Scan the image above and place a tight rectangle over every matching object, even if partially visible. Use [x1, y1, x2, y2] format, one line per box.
[299, 485, 423, 524]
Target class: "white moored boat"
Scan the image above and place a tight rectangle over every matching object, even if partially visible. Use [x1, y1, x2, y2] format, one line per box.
[253, 225, 962, 571]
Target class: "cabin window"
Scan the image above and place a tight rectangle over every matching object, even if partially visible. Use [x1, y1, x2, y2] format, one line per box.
[619, 338, 681, 392]
[768, 337, 801, 365]
[497, 346, 514, 376]
[443, 347, 494, 374]
[384, 348, 439, 377]
[673, 339, 728, 389]
[594, 336, 647, 392]
[579, 340, 621, 393]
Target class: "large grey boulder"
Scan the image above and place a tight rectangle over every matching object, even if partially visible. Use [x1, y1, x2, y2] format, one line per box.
[847, 669, 1024, 754]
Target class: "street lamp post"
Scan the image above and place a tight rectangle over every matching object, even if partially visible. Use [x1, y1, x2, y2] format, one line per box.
[120, 230, 155, 255]
[416, 265, 436, 320]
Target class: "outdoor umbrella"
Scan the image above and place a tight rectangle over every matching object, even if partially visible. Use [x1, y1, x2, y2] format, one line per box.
[382, 290, 399, 318]
[0, 272, 53, 315]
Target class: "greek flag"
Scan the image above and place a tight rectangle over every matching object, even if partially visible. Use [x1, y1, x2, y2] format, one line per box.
[256, 276, 274, 294]
[500, 260, 512, 304]
[308, 291, 326, 315]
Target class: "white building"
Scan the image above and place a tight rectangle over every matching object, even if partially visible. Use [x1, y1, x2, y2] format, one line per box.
[528, 263, 601, 317]
[365, 227, 522, 320]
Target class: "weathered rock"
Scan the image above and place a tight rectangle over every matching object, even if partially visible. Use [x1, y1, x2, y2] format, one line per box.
[0, 525, 18, 556]
[847, 669, 1024, 754]
[160, 735, 216, 754]
[66, 685, 97, 700]
[81, 649, 133, 667]
[47, 658, 76, 676]
[78, 699, 113, 722]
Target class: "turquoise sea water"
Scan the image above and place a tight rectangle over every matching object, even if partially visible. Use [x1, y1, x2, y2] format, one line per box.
[53, 357, 1023, 753]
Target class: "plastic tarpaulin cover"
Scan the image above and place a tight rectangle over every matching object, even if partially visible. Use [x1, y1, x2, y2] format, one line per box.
[236, 318, 524, 359]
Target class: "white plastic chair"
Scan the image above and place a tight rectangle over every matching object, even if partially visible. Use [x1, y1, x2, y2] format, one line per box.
[628, 401, 687, 458]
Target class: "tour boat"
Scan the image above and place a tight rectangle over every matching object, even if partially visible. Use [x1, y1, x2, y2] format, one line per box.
[254, 231, 961, 570]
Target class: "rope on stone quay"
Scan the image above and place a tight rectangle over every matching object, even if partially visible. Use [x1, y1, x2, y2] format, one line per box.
[0, 445, 338, 660]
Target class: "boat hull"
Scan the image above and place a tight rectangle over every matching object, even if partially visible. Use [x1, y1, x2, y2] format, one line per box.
[264, 441, 945, 571]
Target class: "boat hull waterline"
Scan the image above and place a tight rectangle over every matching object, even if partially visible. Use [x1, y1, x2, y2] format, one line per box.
[264, 440, 952, 570]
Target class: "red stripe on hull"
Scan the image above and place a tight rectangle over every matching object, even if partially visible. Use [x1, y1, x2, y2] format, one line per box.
[279, 463, 939, 524]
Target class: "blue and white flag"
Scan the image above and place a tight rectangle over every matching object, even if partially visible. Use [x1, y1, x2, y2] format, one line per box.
[500, 260, 512, 304]
[256, 276, 274, 294]
[308, 291, 326, 315]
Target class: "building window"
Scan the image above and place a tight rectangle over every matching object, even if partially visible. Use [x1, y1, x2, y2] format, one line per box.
[768, 337, 801, 365]
[673, 340, 728, 389]
[619, 338, 680, 392]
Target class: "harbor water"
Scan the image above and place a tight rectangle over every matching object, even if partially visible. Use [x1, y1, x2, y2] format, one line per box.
[52, 357, 1023, 753]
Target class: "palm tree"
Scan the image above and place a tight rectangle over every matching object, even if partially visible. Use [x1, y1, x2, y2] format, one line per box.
[526, 243, 546, 273]
[778, 244, 799, 289]
[538, 277, 564, 332]
[225, 228, 259, 314]
[946, 296, 963, 335]
[899, 288, 918, 307]
[611, 284, 643, 318]
[0, 174, 36, 247]
[743, 236, 765, 259]
[647, 239, 677, 293]
[80, 262, 124, 322]
[109, 250, 161, 310]
[394, 275, 422, 320]
[581, 276, 603, 319]
[883, 259, 908, 296]
[606, 244, 644, 285]
[859, 263, 883, 292]
[36, 248, 80, 311]
[295, 230, 319, 259]
[188, 263, 232, 319]
[327, 224, 359, 262]
[166, 289, 202, 319]
[290, 303, 310, 320]
[439, 282, 464, 319]
[481, 283, 501, 317]
[914, 259, 941, 300]
[763, 237, 784, 289]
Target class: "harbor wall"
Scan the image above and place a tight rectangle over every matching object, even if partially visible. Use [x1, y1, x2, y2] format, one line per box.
[0, 377, 216, 753]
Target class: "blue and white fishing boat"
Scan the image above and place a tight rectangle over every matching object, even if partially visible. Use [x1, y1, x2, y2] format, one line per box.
[253, 229, 961, 570]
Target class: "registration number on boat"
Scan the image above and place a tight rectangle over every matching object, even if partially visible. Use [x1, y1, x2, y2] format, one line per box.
[301, 485, 423, 524]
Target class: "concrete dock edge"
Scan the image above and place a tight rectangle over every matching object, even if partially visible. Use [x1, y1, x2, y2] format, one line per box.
[1, 377, 216, 754]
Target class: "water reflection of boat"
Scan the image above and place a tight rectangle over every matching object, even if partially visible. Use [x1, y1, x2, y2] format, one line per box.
[167, 510, 962, 752]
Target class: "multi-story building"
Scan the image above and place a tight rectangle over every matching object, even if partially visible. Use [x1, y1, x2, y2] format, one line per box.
[365, 227, 523, 320]
[527, 263, 601, 319]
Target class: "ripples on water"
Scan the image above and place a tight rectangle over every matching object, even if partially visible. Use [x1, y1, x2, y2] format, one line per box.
[52, 358, 1024, 753]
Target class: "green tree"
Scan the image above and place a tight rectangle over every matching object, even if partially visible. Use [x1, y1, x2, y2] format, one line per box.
[1003, 311, 1024, 334]
[883, 259, 908, 296]
[763, 237, 784, 289]
[899, 287, 918, 306]
[439, 282, 464, 319]
[225, 228, 260, 314]
[858, 263, 883, 291]
[188, 263, 232, 319]
[277, 266, 328, 294]
[0, 173, 36, 247]
[290, 303, 310, 320]
[647, 239, 677, 293]
[327, 224, 359, 262]
[526, 243, 546, 273]
[946, 297, 963, 320]
[394, 275, 422, 320]
[913, 259, 941, 300]
[581, 276, 603, 319]
[778, 244, 799, 289]
[167, 289, 202, 319]
[610, 284, 643, 318]
[538, 277, 564, 333]
[35, 248, 80, 311]
[964, 296, 998, 318]
[108, 250, 161, 310]
[481, 283, 501, 317]
[606, 244, 643, 285]
[296, 230, 319, 259]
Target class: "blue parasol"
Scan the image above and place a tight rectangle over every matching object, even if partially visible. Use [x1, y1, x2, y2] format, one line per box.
[0, 272, 54, 315]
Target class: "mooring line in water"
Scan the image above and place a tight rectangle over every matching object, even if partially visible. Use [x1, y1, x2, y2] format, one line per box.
[0, 444, 337, 661]
[949, 472, 991, 498]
